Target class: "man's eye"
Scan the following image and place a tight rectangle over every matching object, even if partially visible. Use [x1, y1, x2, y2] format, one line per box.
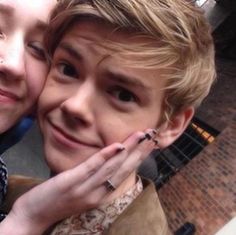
[109, 87, 137, 102]
[28, 42, 46, 60]
[57, 63, 78, 78]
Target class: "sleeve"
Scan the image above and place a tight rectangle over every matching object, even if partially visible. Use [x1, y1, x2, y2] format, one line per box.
[0, 157, 7, 221]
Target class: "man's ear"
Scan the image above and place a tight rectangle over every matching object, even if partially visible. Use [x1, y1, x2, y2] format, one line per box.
[157, 106, 194, 149]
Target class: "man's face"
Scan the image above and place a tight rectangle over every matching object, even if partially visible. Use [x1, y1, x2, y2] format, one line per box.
[0, 0, 56, 133]
[38, 21, 166, 173]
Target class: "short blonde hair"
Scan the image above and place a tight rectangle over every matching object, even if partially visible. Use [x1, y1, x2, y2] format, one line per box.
[45, 0, 216, 121]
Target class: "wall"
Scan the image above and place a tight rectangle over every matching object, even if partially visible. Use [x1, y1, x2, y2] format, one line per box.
[158, 59, 236, 235]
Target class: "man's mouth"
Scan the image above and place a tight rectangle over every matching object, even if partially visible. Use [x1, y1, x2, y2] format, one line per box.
[48, 119, 99, 150]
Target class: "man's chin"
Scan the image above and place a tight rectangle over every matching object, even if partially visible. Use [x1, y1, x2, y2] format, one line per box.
[44, 150, 87, 174]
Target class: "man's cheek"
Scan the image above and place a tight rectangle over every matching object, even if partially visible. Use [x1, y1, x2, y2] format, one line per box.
[101, 121, 132, 146]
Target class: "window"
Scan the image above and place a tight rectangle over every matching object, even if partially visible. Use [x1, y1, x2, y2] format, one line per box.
[154, 117, 219, 189]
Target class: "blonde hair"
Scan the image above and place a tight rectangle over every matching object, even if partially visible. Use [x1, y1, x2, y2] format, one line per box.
[45, 0, 216, 121]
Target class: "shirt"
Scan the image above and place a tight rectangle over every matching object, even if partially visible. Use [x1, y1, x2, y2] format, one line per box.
[51, 177, 143, 235]
[0, 116, 34, 213]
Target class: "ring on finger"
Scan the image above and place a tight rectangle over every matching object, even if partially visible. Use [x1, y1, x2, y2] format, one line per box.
[104, 179, 116, 192]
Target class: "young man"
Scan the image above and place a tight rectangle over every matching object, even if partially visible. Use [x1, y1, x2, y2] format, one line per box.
[0, 0, 216, 234]
[0, 1, 147, 231]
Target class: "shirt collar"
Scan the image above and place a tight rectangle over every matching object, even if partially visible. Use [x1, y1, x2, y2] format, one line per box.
[51, 176, 143, 234]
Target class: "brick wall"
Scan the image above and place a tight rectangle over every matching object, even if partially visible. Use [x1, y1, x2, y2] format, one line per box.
[196, 58, 236, 131]
[159, 116, 236, 234]
[158, 58, 236, 235]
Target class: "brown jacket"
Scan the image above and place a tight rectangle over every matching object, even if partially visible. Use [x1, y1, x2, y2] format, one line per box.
[105, 178, 171, 235]
[1, 175, 171, 235]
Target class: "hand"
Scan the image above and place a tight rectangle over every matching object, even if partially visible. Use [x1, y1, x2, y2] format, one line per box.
[0, 129, 157, 235]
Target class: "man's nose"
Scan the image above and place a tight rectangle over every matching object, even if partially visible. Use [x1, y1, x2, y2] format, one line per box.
[0, 38, 25, 80]
[60, 84, 95, 126]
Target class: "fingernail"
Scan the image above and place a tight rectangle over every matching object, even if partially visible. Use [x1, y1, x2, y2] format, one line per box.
[115, 146, 125, 154]
[138, 135, 146, 144]
[145, 133, 152, 140]
[152, 129, 158, 135]
[138, 132, 154, 144]
[152, 139, 158, 145]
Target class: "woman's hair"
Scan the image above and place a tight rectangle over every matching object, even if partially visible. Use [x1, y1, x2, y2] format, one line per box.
[45, 0, 216, 121]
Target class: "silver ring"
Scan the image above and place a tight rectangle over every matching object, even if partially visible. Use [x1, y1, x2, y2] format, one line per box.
[104, 179, 116, 192]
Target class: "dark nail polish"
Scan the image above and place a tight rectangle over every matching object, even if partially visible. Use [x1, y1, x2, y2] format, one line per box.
[153, 139, 158, 145]
[116, 146, 125, 154]
[145, 133, 152, 140]
[138, 136, 146, 144]
[152, 129, 157, 135]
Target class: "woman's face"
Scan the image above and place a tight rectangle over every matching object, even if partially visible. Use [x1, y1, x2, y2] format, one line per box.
[0, 0, 56, 133]
[38, 21, 167, 173]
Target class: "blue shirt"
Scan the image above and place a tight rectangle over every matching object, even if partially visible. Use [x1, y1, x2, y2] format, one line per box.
[0, 116, 34, 155]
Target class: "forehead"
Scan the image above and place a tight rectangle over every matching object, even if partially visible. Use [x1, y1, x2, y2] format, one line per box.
[0, 0, 56, 23]
[63, 20, 158, 66]
[58, 21, 166, 95]
[66, 20, 152, 49]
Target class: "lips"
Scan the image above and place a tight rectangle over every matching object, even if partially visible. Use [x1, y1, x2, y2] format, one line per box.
[0, 88, 20, 102]
[48, 119, 99, 150]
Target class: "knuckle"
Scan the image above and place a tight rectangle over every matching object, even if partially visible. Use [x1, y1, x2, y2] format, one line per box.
[83, 161, 97, 176]
[120, 165, 132, 178]
[104, 165, 116, 175]
[99, 150, 111, 161]
[113, 142, 123, 148]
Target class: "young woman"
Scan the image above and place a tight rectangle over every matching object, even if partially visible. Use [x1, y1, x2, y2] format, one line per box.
[0, 0, 57, 212]
[0, 0, 216, 234]
[0, 0, 57, 134]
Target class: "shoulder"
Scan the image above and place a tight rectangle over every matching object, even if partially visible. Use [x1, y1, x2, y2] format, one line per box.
[0, 175, 43, 213]
[106, 177, 172, 235]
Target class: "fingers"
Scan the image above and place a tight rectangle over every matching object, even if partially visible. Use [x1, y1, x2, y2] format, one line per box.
[108, 129, 158, 188]
[64, 128, 157, 188]
[58, 142, 125, 188]
[76, 129, 157, 195]
[74, 132, 144, 194]
[133, 128, 159, 156]
[9, 130, 158, 228]
[51, 128, 158, 210]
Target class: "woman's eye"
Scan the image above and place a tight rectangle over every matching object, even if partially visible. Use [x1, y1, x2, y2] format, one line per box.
[28, 42, 46, 60]
[109, 87, 137, 103]
[57, 63, 78, 78]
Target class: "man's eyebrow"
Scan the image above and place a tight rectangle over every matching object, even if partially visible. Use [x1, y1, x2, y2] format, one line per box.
[0, 3, 14, 16]
[57, 42, 83, 61]
[107, 71, 150, 90]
